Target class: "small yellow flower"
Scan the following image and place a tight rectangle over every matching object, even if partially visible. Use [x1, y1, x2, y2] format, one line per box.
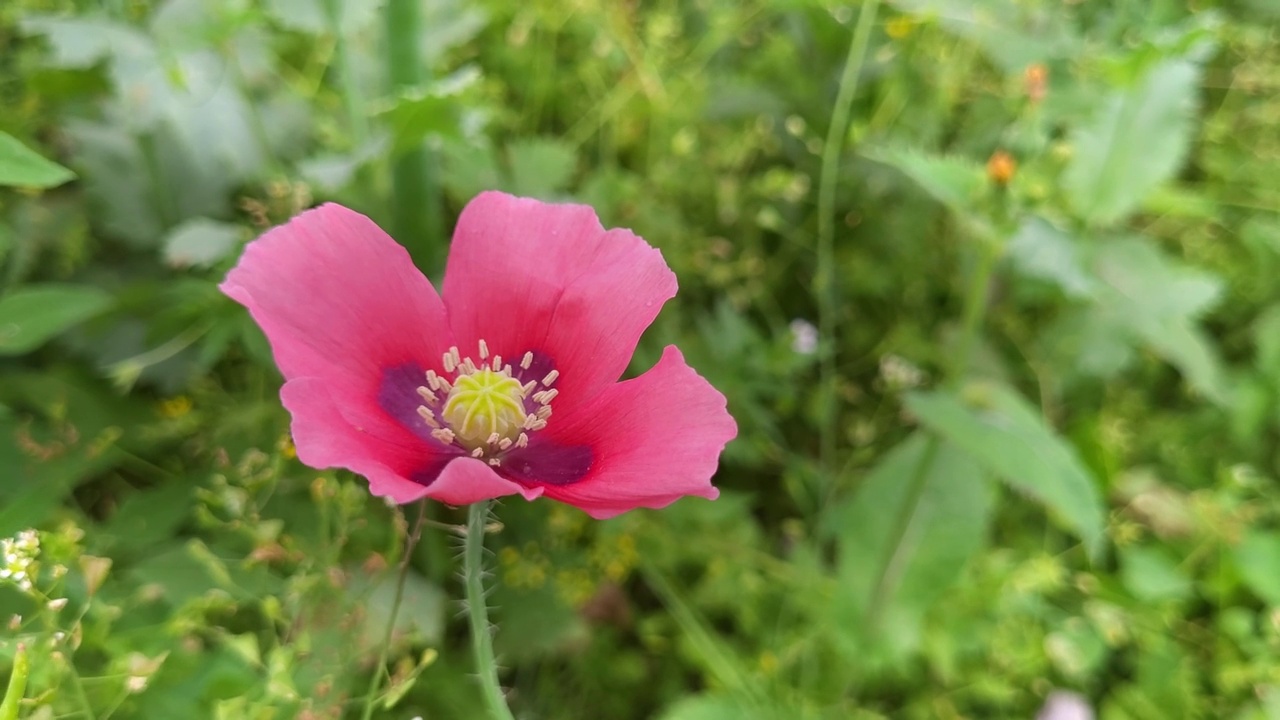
[886, 16, 915, 40]
[158, 396, 192, 419]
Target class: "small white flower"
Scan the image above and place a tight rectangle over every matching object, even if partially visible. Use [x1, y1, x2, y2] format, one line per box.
[1036, 691, 1094, 720]
[789, 319, 818, 355]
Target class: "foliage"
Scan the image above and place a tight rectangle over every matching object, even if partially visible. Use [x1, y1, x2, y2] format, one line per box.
[1, 0, 1279, 717]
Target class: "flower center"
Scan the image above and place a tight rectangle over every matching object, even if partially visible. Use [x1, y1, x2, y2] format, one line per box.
[441, 369, 525, 447]
[415, 340, 559, 466]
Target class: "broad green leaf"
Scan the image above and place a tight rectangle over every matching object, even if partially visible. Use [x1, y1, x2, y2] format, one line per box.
[1120, 546, 1192, 602]
[0, 284, 112, 355]
[829, 433, 992, 655]
[1065, 59, 1201, 225]
[374, 68, 478, 155]
[905, 383, 1106, 557]
[1092, 237, 1228, 403]
[864, 146, 985, 213]
[1006, 217, 1096, 299]
[0, 132, 75, 189]
[1234, 532, 1280, 605]
[507, 138, 577, 199]
[163, 218, 242, 268]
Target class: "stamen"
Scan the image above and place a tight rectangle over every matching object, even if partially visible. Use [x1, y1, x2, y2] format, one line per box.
[478, 339, 489, 359]
[498, 438, 513, 450]
[431, 428, 456, 444]
[540, 388, 559, 404]
[486, 432, 501, 446]
[528, 419, 547, 431]
[522, 414, 539, 430]
[470, 447, 484, 458]
[520, 351, 533, 370]
[536, 406, 552, 420]
[416, 386, 437, 404]
[442, 352, 457, 374]
[426, 370, 442, 391]
[491, 354, 502, 371]
[520, 381, 536, 397]
[516, 433, 529, 448]
[416, 407, 441, 428]
[542, 370, 559, 386]
[450, 346, 462, 368]
[488, 458, 502, 467]
[463, 357, 477, 373]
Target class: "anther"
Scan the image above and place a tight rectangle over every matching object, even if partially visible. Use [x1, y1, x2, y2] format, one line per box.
[523, 414, 539, 430]
[537, 406, 552, 420]
[516, 433, 529, 448]
[542, 370, 559, 386]
[478, 339, 489, 359]
[520, 381, 536, 397]
[416, 407, 441, 428]
[498, 438, 513, 450]
[426, 370, 442, 391]
[520, 351, 533, 370]
[471, 447, 484, 458]
[488, 458, 502, 467]
[442, 352, 457, 373]
[431, 428, 456, 444]
[416, 386, 437, 404]
[463, 357, 477, 373]
[491, 354, 502, 371]
[486, 432, 501, 446]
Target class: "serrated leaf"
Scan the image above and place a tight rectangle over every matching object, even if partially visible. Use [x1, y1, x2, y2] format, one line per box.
[1065, 58, 1201, 225]
[1006, 217, 1096, 298]
[1092, 237, 1228, 403]
[905, 383, 1106, 558]
[865, 146, 985, 213]
[830, 433, 993, 654]
[0, 284, 112, 355]
[0, 132, 75, 189]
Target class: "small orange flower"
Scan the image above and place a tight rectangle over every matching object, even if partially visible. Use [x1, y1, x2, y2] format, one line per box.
[987, 150, 1017, 185]
[1024, 63, 1048, 103]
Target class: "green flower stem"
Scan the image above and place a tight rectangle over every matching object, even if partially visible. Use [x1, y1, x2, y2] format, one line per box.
[359, 501, 428, 720]
[816, 0, 881, 493]
[0, 643, 27, 720]
[385, 0, 443, 271]
[465, 501, 515, 720]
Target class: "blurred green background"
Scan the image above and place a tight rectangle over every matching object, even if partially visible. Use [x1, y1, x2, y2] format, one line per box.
[2, 0, 1280, 717]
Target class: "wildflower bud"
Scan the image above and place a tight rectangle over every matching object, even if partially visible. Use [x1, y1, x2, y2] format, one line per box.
[1024, 63, 1048, 103]
[987, 150, 1017, 185]
[47, 598, 68, 612]
[7, 615, 20, 630]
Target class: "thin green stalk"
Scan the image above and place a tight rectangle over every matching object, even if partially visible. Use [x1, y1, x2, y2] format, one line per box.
[384, 0, 443, 271]
[465, 501, 515, 720]
[323, 0, 371, 201]
[359, 500, 428, 720]
[0, 644, 27, 720]
[816, 0, 881, 489]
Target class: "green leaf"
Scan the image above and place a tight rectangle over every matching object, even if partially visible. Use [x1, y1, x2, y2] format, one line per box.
[163, 218, 242, 268]
[829, 433, 993, 655]
[1065, 58, 1201, 225]
[1006, 217, 1096, 299]
[889, 0, 1079, 71]
[1092, 237, 1228, 403]
[1120, 545, 1192, 602]
[658, 694, 759, 720]
[905, 383, 1106, 558]
[0, 131, 75, 189]
[0, 284, 112, 355]
[374, 67, 478, 155]
[1234, 532, 1280, 605]
[506, 138, 577, 198]
[864, 146, 985, 213]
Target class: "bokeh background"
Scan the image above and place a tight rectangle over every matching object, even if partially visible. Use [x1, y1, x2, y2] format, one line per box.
[2, 0, 1279, 717]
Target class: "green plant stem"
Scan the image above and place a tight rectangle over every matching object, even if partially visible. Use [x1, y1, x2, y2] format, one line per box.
[0, 643, 27, 720]
[359, 500, 428, 720]
[384, 0, 443, 271]
[816, 0, 881, 492]
[465, 500, 515, 720]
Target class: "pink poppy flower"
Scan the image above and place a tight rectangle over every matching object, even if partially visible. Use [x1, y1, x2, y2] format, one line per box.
[221, 191, 736, 518]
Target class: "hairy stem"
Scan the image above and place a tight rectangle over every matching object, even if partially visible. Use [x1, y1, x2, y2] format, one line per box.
[465, 500, 515, 720]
